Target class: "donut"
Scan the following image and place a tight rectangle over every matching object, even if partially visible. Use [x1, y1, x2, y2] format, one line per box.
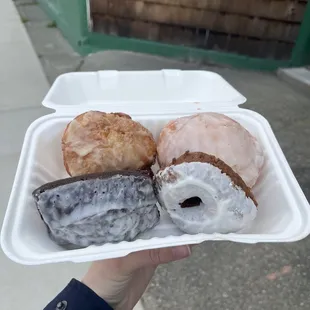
[157, 112, 264, 188]
[155, 152, 257, 234]
[33, 170, 159, 247]
[62, 111, 157, 177]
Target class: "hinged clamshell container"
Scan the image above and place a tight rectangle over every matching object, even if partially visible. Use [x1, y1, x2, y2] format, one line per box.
[1, 70, 309, 265]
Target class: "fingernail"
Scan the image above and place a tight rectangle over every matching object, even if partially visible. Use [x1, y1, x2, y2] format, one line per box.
[172, 245, 191, 260]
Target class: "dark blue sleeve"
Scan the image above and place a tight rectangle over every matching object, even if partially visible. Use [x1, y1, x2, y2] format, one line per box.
[44, 279, 113, 310]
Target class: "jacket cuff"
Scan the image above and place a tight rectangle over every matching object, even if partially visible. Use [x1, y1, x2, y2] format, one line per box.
[44, 278, 113, 310]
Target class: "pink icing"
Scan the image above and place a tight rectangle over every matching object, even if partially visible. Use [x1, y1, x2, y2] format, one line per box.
[157, 113, 264, 188]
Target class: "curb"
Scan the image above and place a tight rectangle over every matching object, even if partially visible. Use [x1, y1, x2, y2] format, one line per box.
[277, 67, 310, 97]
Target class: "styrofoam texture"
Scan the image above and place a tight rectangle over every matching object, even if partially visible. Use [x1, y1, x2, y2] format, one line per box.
[42, 70, 246, 114]
[1, 70, 310, 265]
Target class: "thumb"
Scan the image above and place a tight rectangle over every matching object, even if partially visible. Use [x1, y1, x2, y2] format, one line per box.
[123, 246, 191, 272]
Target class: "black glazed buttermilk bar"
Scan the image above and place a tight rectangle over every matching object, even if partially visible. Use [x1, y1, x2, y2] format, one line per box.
[33, 170, 159, 248]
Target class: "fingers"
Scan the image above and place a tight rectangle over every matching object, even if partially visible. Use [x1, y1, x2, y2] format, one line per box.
[123, 245, 191, 272]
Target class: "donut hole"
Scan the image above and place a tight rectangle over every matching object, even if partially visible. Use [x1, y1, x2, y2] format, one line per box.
[180, 197, 202, 208]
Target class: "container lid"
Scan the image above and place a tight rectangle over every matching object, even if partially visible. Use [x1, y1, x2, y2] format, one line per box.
[43, 70, 246, 115]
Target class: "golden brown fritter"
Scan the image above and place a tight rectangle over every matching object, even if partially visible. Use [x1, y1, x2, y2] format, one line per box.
[62, 111, 157, 176]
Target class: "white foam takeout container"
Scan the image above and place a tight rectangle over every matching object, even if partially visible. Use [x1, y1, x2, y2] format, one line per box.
[1, 70, 310, 265]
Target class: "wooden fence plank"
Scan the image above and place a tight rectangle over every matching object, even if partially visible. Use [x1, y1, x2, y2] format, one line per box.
[92, 14, 294, 59]
[91, 0, 306, 22]
[91, 0, 300, 42]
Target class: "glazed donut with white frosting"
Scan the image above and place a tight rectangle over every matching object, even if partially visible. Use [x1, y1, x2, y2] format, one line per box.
[155, 152, 257, 234]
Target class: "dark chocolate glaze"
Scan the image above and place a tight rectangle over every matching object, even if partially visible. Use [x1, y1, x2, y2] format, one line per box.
[33, 169, 159, 248]
[33, 169, 153, 198]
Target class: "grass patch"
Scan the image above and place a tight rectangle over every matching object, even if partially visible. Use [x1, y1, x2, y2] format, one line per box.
[18, 1, 38, 5]
[46, 21, 57, 28]
[21, 17, 29, 23]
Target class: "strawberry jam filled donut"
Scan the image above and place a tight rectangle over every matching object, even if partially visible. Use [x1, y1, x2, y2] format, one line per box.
[157, 112, 264, 188]
[155, 152, 257, 234]
[62, 111, 157, 176]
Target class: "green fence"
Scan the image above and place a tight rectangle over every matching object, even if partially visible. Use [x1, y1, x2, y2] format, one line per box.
[39, 0, 310, 70]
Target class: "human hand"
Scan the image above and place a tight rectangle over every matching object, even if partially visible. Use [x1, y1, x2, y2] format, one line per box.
[82, 246, 191, 310]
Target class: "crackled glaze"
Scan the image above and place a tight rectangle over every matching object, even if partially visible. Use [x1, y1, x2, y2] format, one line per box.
[34, 174, 159, 247]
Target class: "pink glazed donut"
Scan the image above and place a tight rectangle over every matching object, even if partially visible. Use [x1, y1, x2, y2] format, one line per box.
[157, 112, 264, 188]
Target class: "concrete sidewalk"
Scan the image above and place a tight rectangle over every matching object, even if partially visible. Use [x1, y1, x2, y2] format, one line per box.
[0, 1, 88, 309]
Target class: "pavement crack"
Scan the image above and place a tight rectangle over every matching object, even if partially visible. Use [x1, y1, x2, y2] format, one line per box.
[74, 58, 85, 72]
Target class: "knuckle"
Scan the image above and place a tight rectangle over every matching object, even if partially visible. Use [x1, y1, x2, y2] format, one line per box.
[149, 249, 162, 265]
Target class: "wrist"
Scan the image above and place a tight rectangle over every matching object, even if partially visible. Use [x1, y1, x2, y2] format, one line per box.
[81, 267, 126, 309]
